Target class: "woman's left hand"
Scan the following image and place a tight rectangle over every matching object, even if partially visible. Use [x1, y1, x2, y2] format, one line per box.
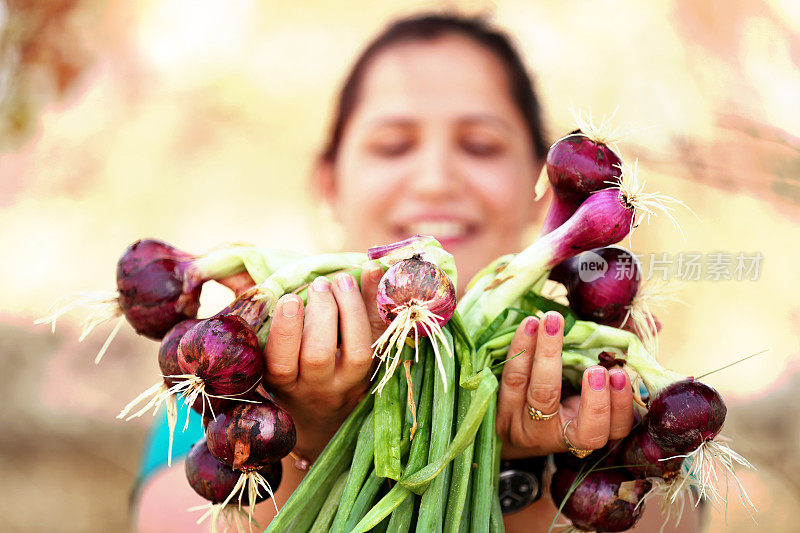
[495, 311, 635, 459]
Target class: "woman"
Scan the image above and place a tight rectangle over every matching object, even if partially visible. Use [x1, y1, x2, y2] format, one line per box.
[136, 14, 701, 532]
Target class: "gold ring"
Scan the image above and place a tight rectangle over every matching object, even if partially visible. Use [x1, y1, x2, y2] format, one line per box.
[527, 405, 558, 421]
[562, 419, 593, 459]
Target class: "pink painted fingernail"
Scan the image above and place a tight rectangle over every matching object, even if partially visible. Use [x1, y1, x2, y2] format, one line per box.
[336, 273, 355, 292]
[312, 276, 331, 292]
[525, 317, 539, 337]
[281, 296, 300, 317]
[610, 371, 627, 391]
[544, 312, 562, 336]
[370, 264, 383, 282]
[588, 367, 606, 391]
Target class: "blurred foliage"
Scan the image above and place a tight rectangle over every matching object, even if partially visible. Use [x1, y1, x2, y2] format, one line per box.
[0, 0, 96, 145]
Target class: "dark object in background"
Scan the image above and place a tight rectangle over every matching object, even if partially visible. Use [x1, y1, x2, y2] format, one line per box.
[498, 456, 547, 514]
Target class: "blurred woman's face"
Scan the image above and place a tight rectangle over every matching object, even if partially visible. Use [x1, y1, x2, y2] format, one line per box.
[322, 34, 543, 292]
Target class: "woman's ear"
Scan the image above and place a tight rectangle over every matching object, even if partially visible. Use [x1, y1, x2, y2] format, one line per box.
[311, 157, 346, 251]
[529, 161, 549, 227]
[312, 157, 338, 212]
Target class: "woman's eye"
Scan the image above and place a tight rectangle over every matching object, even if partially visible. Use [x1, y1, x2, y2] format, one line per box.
[460, 136, 504, 157]
[368, 137, 414, 157]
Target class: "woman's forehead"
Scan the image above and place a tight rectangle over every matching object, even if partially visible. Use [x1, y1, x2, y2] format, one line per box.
[352, 34, 520, 124]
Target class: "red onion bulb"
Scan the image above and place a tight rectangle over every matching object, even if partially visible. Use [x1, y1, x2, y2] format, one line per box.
[546, 131, 623, 204]
[551, 462, 650, 532]
[116, 239, 201, 339]
[561, 246, 641, 325]
[205, 401, 296, 470]
[186, 437, 282, 528]
[372, 256, 456, 393]
[175, 315, 265, 416]
[645, 379, 727, 454]
[185, 438, 282, 505]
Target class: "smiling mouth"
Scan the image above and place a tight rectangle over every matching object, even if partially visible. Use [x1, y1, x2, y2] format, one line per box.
[397, 221, 478, 244]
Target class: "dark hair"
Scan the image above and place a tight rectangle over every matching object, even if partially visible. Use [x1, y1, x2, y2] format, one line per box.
[320, 13, 549, 163]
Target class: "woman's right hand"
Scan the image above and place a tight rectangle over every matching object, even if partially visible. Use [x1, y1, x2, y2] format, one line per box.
[253, 263, 386, 460]
[495, 311, 635, 459]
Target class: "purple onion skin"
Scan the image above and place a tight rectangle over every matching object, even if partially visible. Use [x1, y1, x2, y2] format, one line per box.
[547, 132, 622, 205]
[215, 292, 270, 331]
[549, 255, 579, 285]
[621, 424, 684, 479]
[205, 401, 297, 470]
[376, 257, 456, 333]
[646, 380, 727, 454]
[116, 239, 201, 339]
[157, 319, 236, 414]
[186, 438, 282, 504]
[544, 189, 633, 269]
[540, 195, 582, 235]
[158, 319, 203, 387]
[565, 247, 640, 325]
[177, 316, 265, 397]
[551, 464, 650, 532]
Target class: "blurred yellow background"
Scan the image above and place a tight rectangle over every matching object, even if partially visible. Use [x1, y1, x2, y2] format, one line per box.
[1, 0, 798, 531]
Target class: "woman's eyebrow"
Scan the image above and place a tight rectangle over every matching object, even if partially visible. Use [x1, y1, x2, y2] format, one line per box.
[364, 116, 416, 129]
[457, 114, 514, 132]
[363, 114, 513, 132]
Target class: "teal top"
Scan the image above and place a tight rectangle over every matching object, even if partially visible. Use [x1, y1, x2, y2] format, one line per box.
[138, 401, 205, 481]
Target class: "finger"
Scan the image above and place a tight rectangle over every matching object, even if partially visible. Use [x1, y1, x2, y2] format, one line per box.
[608, 368, 634, 440]
[299, 276, 338, 385]
[263, 294, 303, 387]
[360, 261, 386, 341]
[526, 311, 564, 417]
[331, 271, 374, 386]
[218, 272, 255, 297]
[565, 366, 611, 450]
[497, 317, 539, 426]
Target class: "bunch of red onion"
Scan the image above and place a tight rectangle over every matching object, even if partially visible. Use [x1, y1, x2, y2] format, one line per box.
[552, 378, 754, 531]
[48, 239, 302, 526]
[159, 291, 295, 522]
[116, 247, 382, 526]
[458, 115, 751, 528]
[155, 304, 295, 525]
[559, 322, 756, 525]
[460, 158, 661, 333]
[621, 379, 753, 512]
[116, 247, 368, 456]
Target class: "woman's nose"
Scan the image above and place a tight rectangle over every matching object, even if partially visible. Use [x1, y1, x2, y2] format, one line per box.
[407, 140, 458, 198]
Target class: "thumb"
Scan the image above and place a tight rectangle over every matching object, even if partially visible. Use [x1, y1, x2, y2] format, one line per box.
[360, 261, 387, 342]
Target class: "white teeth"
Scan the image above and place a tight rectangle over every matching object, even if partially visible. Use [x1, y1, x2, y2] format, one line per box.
[405, 221, 468, 240]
